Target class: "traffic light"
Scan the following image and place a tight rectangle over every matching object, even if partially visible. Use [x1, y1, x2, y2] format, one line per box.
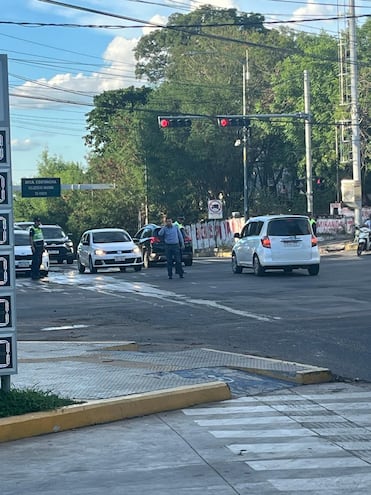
[217, 116, 250, 128]
[158, 116, 192, 128]
[314, 177, 325, 190]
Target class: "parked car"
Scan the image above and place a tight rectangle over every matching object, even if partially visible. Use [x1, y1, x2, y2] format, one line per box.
[14, 221, 34, 230]
[232, 214, 320, 276]
[14, 229, 49, 276]
[76, 228, 143, 273]
[132, 223, 193, 268]
[40, 224, 74, 264]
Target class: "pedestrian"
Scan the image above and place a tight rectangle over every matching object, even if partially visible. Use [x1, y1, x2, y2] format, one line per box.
[364, 214, 371, 230]
[308, 212, 317, 236]
[29, 217, 44, 280]
[173, 215, 185, 230]
[158, 217, 185, 279]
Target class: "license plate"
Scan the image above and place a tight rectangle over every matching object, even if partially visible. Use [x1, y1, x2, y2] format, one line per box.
[115, 256, 125, 262]
[18, 262, 30, 268]
[49, 250, 59, 254]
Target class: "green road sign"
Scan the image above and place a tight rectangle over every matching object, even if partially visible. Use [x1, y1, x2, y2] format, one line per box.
[21, 178, 61, 198]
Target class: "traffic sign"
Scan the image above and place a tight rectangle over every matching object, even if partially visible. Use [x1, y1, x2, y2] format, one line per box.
[208, 199, 223, 219]
[21, 178, 61, 198]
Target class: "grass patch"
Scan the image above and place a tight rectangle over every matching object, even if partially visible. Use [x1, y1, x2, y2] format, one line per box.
[0, 387, 78, 418]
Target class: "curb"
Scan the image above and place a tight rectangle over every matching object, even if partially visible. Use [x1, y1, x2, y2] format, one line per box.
[204, 349, 332, 385]
[0, 381, 231, 444]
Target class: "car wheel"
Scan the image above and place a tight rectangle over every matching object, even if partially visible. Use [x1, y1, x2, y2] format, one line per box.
[67, 258, 74, 265]
[308, 264, 320, 276]
[143, 250, 151, 269]
[134, 266, 142, 272]
[89, 257, 97, 274]
[77, 257, 85, 274]
[232, 254, 243, 274]
[253, 255, 265, 276]
[184, 258, 193, 267]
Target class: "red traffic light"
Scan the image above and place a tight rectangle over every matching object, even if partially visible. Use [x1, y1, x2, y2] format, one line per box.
[219, 118, 230, 127]
[160, 118, 170, 128]
[217, 116, 250, 127]
[158, 116, 192, 128]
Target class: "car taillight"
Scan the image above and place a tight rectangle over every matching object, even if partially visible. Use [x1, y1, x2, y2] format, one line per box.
[150, 236, 161, 244]
[311, 236, 318, 247]
[261, 236, 271, 248]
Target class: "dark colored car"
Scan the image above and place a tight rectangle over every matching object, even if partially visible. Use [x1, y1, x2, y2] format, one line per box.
[133, 223, 193, 268]
[41, 224, 74, 264]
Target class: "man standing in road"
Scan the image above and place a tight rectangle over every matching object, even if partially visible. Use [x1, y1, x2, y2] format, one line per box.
[159, 217, 185, 279]
[29, 217, 44, 280]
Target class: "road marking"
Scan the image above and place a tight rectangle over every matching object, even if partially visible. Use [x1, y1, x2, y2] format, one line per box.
[41, 324, 89, 332]
[40, 274, 280, 323]
[181, 389, 371, 492]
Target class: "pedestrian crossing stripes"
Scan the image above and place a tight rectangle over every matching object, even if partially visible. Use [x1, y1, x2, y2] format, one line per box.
[181, 386, 371, 493]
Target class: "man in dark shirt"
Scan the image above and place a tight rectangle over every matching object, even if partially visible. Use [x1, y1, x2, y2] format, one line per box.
[159, 217, 185, 279]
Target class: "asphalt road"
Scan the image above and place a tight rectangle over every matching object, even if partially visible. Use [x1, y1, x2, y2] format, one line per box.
[15, 251, 371, 382]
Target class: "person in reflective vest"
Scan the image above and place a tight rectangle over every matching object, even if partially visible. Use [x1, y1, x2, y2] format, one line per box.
[29, 217, 44, 280]
[308, 212, 317, 236]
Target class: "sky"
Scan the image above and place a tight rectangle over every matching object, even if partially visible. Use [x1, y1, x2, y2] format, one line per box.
[1, 0, 369, 184]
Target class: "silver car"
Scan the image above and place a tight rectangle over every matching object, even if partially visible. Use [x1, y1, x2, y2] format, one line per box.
[232, 215, 320, 276]
[77, 228, 143, 274]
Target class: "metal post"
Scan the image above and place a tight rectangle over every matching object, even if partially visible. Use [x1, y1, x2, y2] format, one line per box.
[1, 375, 10, 392]
[304, 70, 313, 215]
[242, 51, 249, 221]
[349, 0, 362, 226]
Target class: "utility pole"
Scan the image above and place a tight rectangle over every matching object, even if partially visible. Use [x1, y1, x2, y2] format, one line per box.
[304, 70, 313, 215]
[242, 50, 249, 221]
[349, 0, 362, 226]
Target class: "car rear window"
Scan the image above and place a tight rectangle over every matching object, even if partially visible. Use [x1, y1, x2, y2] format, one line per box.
[93, 231, 131, 243]
[14, 232, 29, 246]
[41, 227, 65, 238]
[267, 218, 310, 236]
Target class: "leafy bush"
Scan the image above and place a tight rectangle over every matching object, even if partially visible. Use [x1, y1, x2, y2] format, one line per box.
[0, 387, 78, 418]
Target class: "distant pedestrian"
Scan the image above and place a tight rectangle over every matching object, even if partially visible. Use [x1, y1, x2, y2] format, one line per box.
[308, 212, 317, 235]
[158, 217, 185, 279]
[364, 214, 371, 230]
[29, 217, 44, 280]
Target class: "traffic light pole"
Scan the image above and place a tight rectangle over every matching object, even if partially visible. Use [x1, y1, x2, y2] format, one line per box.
[242, 56, 249, 221]
[304, 70, 313, 215]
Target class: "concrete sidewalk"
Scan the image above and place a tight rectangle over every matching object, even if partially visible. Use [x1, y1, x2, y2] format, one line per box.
[0, 341, 332, 443]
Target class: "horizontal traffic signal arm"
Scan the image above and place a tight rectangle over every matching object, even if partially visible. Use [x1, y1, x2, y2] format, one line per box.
[157, 112, 311, 129]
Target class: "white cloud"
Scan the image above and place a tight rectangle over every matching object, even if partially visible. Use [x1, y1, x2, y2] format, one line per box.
[142, 14, 168, 36]
[11, 138, 40, 151]
[292, 0, 335, 21]
[190, 0, 237, 9]
[10, 36, 143, 110]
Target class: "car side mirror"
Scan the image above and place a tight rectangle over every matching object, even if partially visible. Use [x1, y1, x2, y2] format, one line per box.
[234, 233, 241, 239]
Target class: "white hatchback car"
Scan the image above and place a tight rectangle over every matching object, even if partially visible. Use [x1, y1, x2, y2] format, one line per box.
[77, 228, 143, 274]
[14, 229, 49, 276]
[232, 215, 320, 276]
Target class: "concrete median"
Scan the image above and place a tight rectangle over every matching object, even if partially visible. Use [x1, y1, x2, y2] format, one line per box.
[0, 381, 231, 444]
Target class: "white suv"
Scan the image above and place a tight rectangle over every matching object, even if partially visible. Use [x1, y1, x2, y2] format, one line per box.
[232, 215, 320, 276]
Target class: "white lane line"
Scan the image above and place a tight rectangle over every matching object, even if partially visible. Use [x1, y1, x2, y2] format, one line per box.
[41, 324, 89, 332]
